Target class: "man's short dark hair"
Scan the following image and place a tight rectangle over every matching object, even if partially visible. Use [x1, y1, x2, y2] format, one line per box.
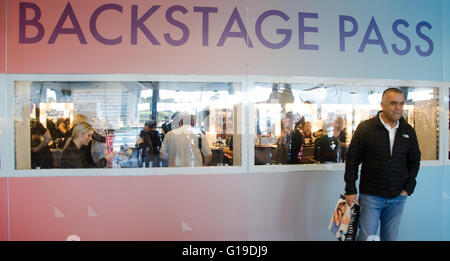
[382, 87, 404, 98]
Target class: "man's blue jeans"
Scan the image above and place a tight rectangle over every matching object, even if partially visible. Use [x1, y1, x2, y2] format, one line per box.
[358, 193, 407, 241]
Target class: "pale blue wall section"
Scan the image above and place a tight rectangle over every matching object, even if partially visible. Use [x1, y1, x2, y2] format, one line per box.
[248, 166, 446, 241]
[443, 166, 450, 241]
[441, 0, 450, 242]
[248, 170, 347, 241]
[398, 166, 444, 241]
[247, 0, 443, 81]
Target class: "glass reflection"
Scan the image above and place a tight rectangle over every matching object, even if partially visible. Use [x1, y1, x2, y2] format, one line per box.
[14, 81, 241, 169]
[253, 83, 439, 165]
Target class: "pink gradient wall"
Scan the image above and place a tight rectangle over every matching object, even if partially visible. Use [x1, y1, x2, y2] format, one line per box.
[0, 0, 5, 73]
[0, 0, 6, 240]
[0, 178, 7, 241]
[8, 175, 248, 241]
[7, 0, 248, 74]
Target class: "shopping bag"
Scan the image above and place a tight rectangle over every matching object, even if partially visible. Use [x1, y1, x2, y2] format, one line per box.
[328, 194, 360, 241]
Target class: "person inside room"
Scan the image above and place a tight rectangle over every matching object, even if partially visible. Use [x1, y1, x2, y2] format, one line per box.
[46, 119, 58, 145]
[276, 111, 294, 164]
[136, 120, 162, 167]
[30, 119, 53, 169]
[289, 117, 305, 164]
[303, 121, 313, 145]
[60, 122, 113, 168]
[313, 120, 340, 163]
[160, 111, 212, 167]
[332, 116, 347, 162]
[62, 114, 107, 167]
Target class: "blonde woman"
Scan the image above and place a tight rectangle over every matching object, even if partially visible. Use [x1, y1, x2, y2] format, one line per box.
[61, 122, 112, 168]
[63, 114, 88, 144]
[72, 114, 87, 128]
[62, 113, 107, 166]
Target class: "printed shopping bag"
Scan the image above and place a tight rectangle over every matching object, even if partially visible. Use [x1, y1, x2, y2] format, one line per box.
[328, 194, 360, 241]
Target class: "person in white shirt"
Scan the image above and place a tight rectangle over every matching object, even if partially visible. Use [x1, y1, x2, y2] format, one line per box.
[160, 111, 212, 167]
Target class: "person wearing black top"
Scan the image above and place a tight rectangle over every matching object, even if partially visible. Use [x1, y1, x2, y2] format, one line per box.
[46, 119, 58, 142]
[30, 120, 53, 169]
[61, 122, 112, 168]
[344, 88, 421, 241]
[289, 119, 305, 164]
[55, 118, 68, 139]
[333, 116, 347, 162]
[313, 121, 340, 163]
[63, 114, 106, 167]
[136, 120, 162, 167]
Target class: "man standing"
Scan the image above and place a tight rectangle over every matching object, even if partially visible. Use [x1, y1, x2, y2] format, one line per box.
[344, 88, 421, 241]
[160, 111, 212, 167]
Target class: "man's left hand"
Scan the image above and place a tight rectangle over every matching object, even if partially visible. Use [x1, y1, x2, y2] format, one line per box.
[400, 190, 409, 197]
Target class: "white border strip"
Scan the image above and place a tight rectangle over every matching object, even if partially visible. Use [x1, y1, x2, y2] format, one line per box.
[1, 74, 449, 178]
[0, 74, 5, 174]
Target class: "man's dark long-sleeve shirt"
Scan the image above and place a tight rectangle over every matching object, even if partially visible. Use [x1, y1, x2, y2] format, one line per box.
[344, 111, 421, 198]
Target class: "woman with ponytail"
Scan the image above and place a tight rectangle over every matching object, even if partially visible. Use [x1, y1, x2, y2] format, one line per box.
[61, 122, 113, 168]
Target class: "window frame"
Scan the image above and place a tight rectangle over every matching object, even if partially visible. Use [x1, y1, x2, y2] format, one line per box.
[5, 74, 249, 177]
[247, 75, 447, 173]
[0, 74, 448, 178]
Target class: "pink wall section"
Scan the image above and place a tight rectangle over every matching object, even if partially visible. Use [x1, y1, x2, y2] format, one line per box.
[8, 175, 248, 241]
[0, 178, 7, 241]
[7, 0, 248, 74]
[0, 0, 5, 73]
